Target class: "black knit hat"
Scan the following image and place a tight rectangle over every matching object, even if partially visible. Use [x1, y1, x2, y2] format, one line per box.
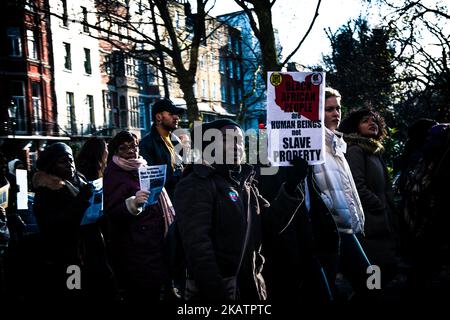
[191, 119, 242, 152]
[151, 98, 184, 121]
[36, 142, 73, 173]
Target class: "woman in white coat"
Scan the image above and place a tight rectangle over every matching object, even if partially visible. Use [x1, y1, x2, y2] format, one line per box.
[313, 88, 372, 301]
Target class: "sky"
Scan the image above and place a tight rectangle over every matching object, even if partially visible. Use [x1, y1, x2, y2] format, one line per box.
[205, 0, 378, 67]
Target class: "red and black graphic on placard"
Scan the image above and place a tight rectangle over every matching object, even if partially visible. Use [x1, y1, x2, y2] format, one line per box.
[274, 73, 320, 121]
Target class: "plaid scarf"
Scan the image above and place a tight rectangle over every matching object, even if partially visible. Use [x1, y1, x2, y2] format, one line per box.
[158, 188, 175, 236]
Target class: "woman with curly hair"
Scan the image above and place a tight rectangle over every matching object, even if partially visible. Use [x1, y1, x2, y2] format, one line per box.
[339, 108, 399, 287]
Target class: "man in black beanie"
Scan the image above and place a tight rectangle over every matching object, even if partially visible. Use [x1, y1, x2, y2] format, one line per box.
[32, 142, 93, 301]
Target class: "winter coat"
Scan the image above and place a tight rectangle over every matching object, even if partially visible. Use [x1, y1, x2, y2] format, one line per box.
[344, 134, 397, 237]
[174, 162, 327, 301]
[344, 134, 399, 274]
[140, 124, 183, 200]
[313, 128, 365, 234]
[174, 163, 267, 301]
[33, 171, 92, 265]
[265, 169, 340, 301]
[103, 160, 167, 291]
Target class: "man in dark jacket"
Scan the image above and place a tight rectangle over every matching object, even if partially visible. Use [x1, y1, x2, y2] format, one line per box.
[140, 99, 184, 200]
[173, 119, 339, 302]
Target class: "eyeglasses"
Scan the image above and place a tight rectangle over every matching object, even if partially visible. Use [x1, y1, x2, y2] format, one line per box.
[118, 143, 139, 152]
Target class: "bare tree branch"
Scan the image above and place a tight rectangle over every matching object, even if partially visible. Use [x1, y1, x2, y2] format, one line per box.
[281, 0, 322, 67]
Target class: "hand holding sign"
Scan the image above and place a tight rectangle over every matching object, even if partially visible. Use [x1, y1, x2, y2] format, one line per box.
[138, 165, 166, 207]
[285, 156, 309, 195]
[135, 190, 150, 208]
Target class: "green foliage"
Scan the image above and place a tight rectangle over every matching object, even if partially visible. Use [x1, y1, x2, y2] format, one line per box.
[323, 17, 396, 113]
[322, 17, 402, 170]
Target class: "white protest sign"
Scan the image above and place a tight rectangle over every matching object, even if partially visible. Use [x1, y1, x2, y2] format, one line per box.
[139, 165, 167, 206]
[16, 169, 28, 210]
[80, 178, 103, 225]
[267, 71, 325, 166]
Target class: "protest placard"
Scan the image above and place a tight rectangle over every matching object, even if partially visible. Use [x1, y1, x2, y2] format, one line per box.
[16, 169, 28, 210]
[80, 178, 103, 225]
[267, 71, 326, 166]
[139, 165, 167, 207]
[0, 183, 9, 209]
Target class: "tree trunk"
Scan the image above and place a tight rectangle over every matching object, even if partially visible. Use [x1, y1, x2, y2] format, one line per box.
[253, 1, 281, 81]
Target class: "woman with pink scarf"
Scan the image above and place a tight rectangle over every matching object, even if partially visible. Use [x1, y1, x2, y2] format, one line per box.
[103, 131, 174, 303]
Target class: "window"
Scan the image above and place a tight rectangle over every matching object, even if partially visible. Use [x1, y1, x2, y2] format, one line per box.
[61, 0, 68, 27]
[118, 23, 126, 39]
[236, 65, 241, 80]
[103, 90, 112, 127]
[146, 64, 156, 85]
[174, 11, 180, 30]
[87, 95, 95, 133]
[128, 96, 139, 128]
[228, 36, 232, 52]
[84, 48, 92, 74]
[208, 25, 214, 40]
[238, 88, 242, 102]
[27, 30, 37, 59]
[7, 27, 22, 57]
[229, 60, 234, 78]
[81, 7, 89, 33]
[230, 86, 235, 104]
[9, 81, 26, 132]
[202, 79, 206, 98]
[103, 54, 112, 75]
[221, 84, 227, 102]
[213, 82, 217, 100]
[217, 30, 222, 45]
[219, 57, 225, 74]
[63, 42, 71, 70]
[210, 54, 216, 68]
[139, 98, 146, 130]
[200, 54, 205, 69]
[125, 56, 136, 77]
[31, 82, 43, 132]
[66, 92, 76, 134]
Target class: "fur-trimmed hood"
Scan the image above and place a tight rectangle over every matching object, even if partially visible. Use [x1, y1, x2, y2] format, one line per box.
[343, 133, 384, 155]
[32, 171, 88, 197]
[32, 171, 66, 190]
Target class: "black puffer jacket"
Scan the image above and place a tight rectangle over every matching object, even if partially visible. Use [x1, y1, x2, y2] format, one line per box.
[174, 163, 309, 301]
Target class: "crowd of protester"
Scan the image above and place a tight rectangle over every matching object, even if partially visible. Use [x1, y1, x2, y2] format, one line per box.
[0, 93, 449, 306]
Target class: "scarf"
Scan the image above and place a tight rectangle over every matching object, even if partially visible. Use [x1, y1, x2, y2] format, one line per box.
[343, 133, 385, 155]
[157, 126, 176, 170]
[158, 188, 175, 236]
[112, 155, 147, 171]
[8, 159, 21, 176]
